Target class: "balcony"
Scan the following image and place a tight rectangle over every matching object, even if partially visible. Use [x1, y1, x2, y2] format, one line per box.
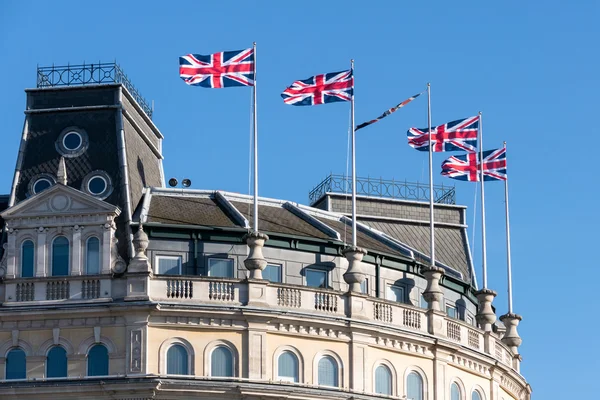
[4, 275, 112, 305]
[149, 276, 517, 370]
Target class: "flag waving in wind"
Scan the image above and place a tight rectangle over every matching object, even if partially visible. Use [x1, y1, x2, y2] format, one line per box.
[407, 115, 480, 152]
[281, 70, 353, 106]
[179, 48, 255, 88]
[441, 147, 507, 181]
[356, 91, 425, 131]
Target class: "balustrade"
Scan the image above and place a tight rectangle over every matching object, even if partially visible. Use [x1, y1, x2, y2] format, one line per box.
[374, 302, 393, 323]
[16, 282, 34, 302]
[167, 279, 193, 299]
[209, 281, 235, 301]
[447, 321, 461, 342]
[277, 287, 301, 308]
[314, 291, 338, 313]
[82, 279, 100, 299]
[46, 280, 70, 300]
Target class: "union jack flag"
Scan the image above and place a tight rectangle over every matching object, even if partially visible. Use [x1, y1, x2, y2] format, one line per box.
[281, 70, 353, 106]
[179, 48, 254, 88]
[407, 116, 479, 152]
[441, 148, 507, 181]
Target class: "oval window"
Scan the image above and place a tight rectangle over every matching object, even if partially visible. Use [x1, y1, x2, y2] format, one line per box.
[33, 178, 52, 194]
[62, 131, 82, 151]
[88, 176, 107, 195]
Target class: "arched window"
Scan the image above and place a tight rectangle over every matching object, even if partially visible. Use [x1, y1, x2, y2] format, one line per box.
[86, 237, 100, 275]
[211, 346, 233, 377]
[317, 355, 338, 387]
[375, 364, 392, 395]
[46, 346, 67, 378]
[52, 237, 69, 276]
[21, 240, 34, 278]
[451, 382, 461, 400]
[277, 351, 299, 382]
[472, 390, 482, 400]
[87, 344, 108, 376]
[167, 344, 189, 375]
[6, 348, 26, 380]
[406, 371, 424, 400]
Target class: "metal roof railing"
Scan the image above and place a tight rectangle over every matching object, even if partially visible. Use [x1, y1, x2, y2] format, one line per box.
[36, 62, 153, 119]
[309, 174, 456, 205]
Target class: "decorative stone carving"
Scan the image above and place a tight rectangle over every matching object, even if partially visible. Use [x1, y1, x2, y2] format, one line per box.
[421, 266, 445, 311]
[342, 246, 367, 292]
[133, 225, 149, 260]
[243, 231, 269, 279]
[475, 288, 497, 332]
[57, 156, 67, 185]
[499, 312, 522, 354]
[0, 243, 7, 278]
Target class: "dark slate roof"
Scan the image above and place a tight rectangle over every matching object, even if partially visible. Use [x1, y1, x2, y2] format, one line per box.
[146, 196, 237, 228]
[231, 202, 332, 240]
[358, 219, 471, 279]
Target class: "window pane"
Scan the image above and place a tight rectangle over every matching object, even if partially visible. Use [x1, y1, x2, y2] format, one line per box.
[52, 237, 69, 276]
[472, 391, 482, 400]
[86, 237, 100, 275]
[420, 293, 429, 309]
[360, 278, 368, 294]
[167, 344, 189, 375]
[451, 383, 461, 400]
[211, 346, 233, 377]
[208, 259, 234, 278]
[87, 344, 108, 376]
[447, 305, 457, 319]
[375, 365, 392, 395]
[278, 351, 299, 382]
[21, 240, 34, 278]
[47, 346, 67, 378]
[6, 348, 26, 380]
[317, 356, 338, 387]
[263, 264, 282, 283]
[158, 256, 181, 275]
[386, 285, 404, 303]
[406, 372, 423, 400]
[306, 269, 327, 288]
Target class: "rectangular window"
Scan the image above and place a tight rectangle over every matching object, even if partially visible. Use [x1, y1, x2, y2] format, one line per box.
[156, 256, 182, 275]
[208, 258, 234, 278]
[263, 264, 282, 283]
[386, 285, 405, 303]
[446, 304, 457, 319]
[467, 315, 474, 326]
[360, 278, 368, 294]
[305, 269, 327, 288]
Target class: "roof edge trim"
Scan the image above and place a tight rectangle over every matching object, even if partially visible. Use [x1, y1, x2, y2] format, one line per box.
[283, 202, 341, 241]
[214, 191, 250, 229]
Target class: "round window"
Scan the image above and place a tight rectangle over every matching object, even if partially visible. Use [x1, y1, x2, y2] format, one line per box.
[88, 176, 107, 195]
[55, 127, 89, 158]
[81, 170, 113, 200]
[33, 178, 52, 194]
[62, 131, 82, 151]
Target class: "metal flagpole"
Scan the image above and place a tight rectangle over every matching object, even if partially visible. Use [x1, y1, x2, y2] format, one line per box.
[427, 83, 435, 267]
[478, 111, 488, 288]
[351, 59, 357, 247]
[253, 42, 258, 232]
[503, 141, 513, 313]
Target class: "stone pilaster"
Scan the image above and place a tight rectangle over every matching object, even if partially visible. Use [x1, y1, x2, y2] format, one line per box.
[475, 288, 497, 332]
[243, 231, 269, 280]
[70, 225, 83, 276]
[342, 246, 367, 292]
[35, 227, 47, 277]
[421, 266, 445, 311]
[5, 228, 17, 279]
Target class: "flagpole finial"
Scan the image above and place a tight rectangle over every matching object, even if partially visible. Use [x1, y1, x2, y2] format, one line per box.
[427, 82, 430, 87]
[504, 141, 507, 145]
[253, 41, 256, 46]
[479, 111, 483, 116]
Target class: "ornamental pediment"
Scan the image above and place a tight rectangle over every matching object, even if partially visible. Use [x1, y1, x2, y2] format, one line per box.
[1, 184, 120, 221]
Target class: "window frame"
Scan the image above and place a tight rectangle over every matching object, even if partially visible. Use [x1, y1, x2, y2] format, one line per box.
[273, 345, 303, 383]
[155, 255, 183, 275]
[46, 345, 68, 378]
[305, 267, 328, 288]
[450, 380, 464, 400]
[207, 257, 234, 278]
[209, 345, 235, 378]
[20, 239, 35, 278]
[85, 236, 101, 275]
[86, 343, 109, 377]
[312, 351, 343, 388]
[446, 301, 458, 319]
[166, 344, 190, 376]
[5, 347, 26, 380]
[404, 367, 427, 400]
[263, 263, 283, 283]
[386, 283, 406, 303]
[373, 362, 395, 396]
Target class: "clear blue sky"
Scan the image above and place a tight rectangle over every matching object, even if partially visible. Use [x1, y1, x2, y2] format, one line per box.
[1, 1, 597, 397]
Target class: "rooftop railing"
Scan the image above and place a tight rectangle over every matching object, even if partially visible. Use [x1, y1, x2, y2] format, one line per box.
[36, 62, 153, 119]
[309, 174, 456, 205]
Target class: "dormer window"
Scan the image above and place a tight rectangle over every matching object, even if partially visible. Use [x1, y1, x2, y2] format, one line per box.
[55, 127, 88, 158]
[27, 173, 56, 196]
[81, 170, 113, 200]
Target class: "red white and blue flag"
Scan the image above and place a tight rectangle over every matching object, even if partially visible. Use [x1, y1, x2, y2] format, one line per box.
[407, 116, 480, 152]
[441, 148, 507, 181]
[281, 70, 353, 106]
[179, 48, 255, 88]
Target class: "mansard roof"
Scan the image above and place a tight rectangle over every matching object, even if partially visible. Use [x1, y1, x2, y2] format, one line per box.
[135, 188, 472, 284]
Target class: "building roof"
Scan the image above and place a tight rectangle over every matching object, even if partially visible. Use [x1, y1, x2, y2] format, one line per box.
[137, 188, 473, 284]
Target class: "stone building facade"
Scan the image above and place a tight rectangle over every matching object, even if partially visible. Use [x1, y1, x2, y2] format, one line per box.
[0, 64, 530, 400]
